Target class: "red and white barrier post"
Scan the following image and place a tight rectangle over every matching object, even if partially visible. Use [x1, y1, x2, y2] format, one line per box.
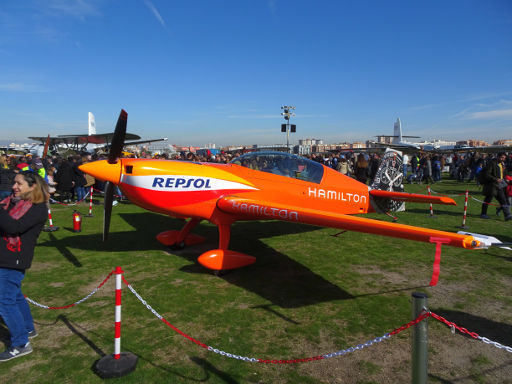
[85, 186, 94, 217]
[114, 266, 122, 359]
[427, 186, 434, 217]
[43, 207, 59, 232]
[460, 190, 469, 229]
[94, 267, 138, 378]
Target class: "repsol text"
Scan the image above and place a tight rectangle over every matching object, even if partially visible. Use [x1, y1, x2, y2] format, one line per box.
[152, 177, 212, 189]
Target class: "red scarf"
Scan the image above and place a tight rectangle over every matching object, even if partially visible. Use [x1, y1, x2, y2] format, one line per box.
[1, 196, 33, 252]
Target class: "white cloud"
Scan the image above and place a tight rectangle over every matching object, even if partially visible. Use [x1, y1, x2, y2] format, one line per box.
[0, 82, 47, 92]
[44, 0, 101, 20]
[467, 109, 512, 119]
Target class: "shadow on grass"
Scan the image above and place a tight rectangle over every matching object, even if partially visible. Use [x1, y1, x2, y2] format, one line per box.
[52, 314, 203, 380]
[352, 284, 430, 299]
[404, 208, 467, 218]
[429, 361, 512, 384]
[39, 213, 354, 308]
[178, 220, 354, 308]
[49, 232, 82, 267]
[190, 356, 238, 383]
[58, 314, 106, 357]
[0, 323, 9, 348]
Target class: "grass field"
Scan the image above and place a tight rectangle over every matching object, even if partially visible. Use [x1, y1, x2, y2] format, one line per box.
[1, 179, 511, 383]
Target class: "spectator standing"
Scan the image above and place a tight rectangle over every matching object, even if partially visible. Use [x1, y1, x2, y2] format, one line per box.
[402, 153, 409, 179]
[354, 154, 369, 184]
[480, 152, 511, 221]
[0, 171, 49, 362]
[336, 155, 352, 176]
[432, 155, 441, 182]
[72, 157, 87, 203]
[368, 154, 381, 185]
[54, 157, 75, 203]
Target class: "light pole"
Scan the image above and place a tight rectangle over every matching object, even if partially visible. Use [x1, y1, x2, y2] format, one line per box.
[281, 105, 296, 152]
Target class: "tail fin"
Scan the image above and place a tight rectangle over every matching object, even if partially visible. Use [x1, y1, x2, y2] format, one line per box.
[393, 117, 402, 144]
[88, 112, 96, 135]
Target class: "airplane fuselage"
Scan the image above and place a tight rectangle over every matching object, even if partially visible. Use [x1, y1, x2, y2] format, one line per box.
[114, 159, 372, 224]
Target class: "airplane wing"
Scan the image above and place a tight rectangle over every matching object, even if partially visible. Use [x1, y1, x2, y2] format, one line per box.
[216, 196, 480, 249]
[28, 136, 71, 145]
[56, 133, 141, 145]
[99, 137, 167, 149]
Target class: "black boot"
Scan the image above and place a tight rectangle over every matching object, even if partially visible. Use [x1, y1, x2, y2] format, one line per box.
[503, 205, 512, 221]
[481, 203, 490, 219]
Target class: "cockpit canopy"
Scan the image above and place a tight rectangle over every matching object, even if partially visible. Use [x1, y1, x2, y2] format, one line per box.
[230, 151, 324, 184]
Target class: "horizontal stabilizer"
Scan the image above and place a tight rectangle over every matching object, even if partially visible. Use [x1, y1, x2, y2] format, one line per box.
[369, 189, 456, 205]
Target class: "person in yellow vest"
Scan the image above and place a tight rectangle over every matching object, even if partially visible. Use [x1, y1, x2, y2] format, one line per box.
[480, 152, 511, 221]
[31, 159, 48, 184]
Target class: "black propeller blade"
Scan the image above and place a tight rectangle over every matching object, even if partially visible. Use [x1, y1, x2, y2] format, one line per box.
[103, 109, 127, 241]
[108, 109, 128, 164]
[103, 181, 114, 241]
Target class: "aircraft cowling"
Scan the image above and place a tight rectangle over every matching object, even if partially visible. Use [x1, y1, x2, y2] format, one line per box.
[79, 160, 122, 184]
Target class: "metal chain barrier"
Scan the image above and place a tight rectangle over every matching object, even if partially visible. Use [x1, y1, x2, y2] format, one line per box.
[49, 190, 91, 207]
[25, 268, 512, 363]
[123, 276, 512, 363]
[26, 270, 114, 309]
[428, 187, 501, 207]
[93, 187, 123, 199]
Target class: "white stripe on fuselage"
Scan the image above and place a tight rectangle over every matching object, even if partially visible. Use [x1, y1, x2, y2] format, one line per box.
[120, 175, 257, 192]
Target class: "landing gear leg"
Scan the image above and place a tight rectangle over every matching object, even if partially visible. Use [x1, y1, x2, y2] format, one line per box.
[156, 218, 205, 249]
[197, 222, 256, 271]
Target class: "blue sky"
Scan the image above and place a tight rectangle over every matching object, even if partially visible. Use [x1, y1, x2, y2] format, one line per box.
[1, 0, 511, 147]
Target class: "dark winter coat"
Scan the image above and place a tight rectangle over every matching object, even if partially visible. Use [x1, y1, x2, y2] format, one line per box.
[0, 168, 15, 192]
[72, 162, 87, 187]
[54, 161, 75, 192]
[0, 202, 47, 270]
[482, 159, 504, 197]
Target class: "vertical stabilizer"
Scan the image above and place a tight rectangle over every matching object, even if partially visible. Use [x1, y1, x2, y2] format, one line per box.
[393, 118, 402, 144]
[88, 112, 96, 135]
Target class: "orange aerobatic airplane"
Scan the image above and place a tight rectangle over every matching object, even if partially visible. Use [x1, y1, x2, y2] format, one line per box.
[80, 110, 483, 272]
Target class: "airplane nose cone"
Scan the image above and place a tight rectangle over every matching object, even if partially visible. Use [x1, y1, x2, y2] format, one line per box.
[79, 160, 121, 184]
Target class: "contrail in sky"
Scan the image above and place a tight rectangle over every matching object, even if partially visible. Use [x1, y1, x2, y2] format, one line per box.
[144, 0, 166, 28]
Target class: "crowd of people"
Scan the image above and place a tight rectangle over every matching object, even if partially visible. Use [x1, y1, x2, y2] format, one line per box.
[1, 149, 511, 214]
[1, 153, 95, 204]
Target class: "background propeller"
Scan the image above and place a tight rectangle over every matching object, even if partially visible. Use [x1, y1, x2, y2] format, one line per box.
[103, 109, 127, 241]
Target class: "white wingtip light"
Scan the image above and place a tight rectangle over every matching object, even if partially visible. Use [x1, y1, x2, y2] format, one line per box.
[457, 231, 512, 250]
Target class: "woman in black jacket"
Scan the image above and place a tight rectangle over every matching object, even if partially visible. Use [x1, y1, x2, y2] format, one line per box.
[0, 171, 49, 362]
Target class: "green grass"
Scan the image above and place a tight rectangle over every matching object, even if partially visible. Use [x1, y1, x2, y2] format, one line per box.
[2, 178, 511, 383]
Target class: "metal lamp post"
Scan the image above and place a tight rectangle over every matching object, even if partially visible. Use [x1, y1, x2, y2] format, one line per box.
[281, 105, 296, 152]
